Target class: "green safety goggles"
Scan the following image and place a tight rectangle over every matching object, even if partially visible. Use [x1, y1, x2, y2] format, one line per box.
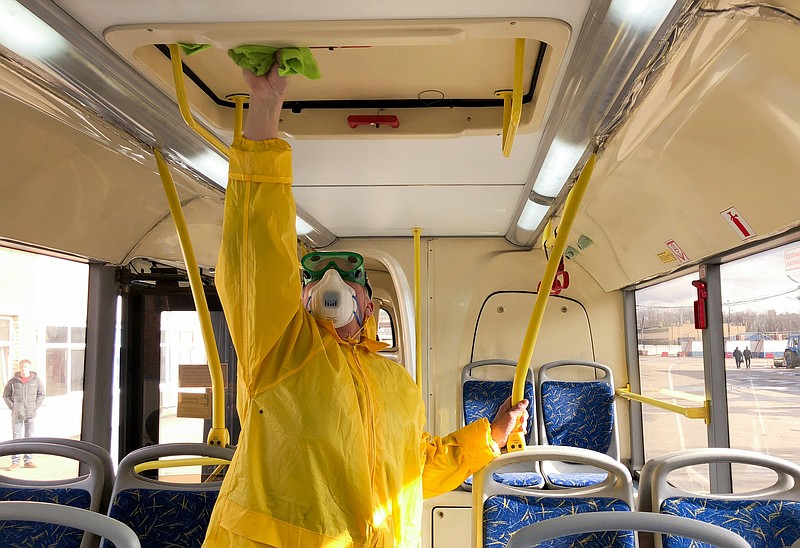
[301, 251, 368, 288]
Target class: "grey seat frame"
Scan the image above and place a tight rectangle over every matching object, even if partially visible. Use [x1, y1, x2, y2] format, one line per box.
[0, 440, 106, 548]
[0, 501, 140, 548]
[506, 511, 750, 548]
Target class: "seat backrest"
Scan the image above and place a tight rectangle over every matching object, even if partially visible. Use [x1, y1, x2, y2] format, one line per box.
[0, 440, 105, 548]
[506, 511, 750, 548]
[537, 360, 618, 458]
[106, 443, 234, 547]
[461, 360, 536, 444]
[1, 437, 114, 511]
[0, 501, 140, 548]
[473, 446, 634, 548]
[640, 448, 800, 548]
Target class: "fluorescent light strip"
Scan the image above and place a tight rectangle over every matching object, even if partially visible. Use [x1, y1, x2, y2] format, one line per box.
[531, 139, 587, 198]
[0, 0, 67, 58]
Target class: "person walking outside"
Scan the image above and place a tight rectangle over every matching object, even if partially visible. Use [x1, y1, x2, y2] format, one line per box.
[743, 347, 752, 369]
[732, 346, 743, 369]
[3, 359, 45, 469]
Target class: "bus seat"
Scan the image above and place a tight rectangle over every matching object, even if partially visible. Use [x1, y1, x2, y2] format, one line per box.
[506, 510, 749, 548]
[638, 448, 800, 548]
[1, 437, 115, 512]
[105, 443, 234, 548]
[473, 446, 634, 548]
[0, 440, 106, 548]
[0, 501, 140, 548]
[460, 360, 542, 491]
[537, 360, 619, 488]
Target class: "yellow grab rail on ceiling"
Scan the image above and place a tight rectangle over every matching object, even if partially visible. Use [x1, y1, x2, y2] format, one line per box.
[154, 149, 230, 447]
[167, 44, 230, 157]
[507, 153, 596, 452]
[495, 38, 525, 158]
[617, 385, 710, 424]
[413, 227, 423, 390]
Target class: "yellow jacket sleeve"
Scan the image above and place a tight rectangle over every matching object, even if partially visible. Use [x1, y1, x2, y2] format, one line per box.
[421, 418, 500, 498]
[217, 137, 300, 391]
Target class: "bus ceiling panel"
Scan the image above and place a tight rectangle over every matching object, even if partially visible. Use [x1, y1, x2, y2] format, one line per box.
[290, 133, 540, 187]
[292, 185, 522, 237]
[0, 89, 222, 266]
[103, 19, 570, 138]
[567, 11, 800, 292]
[124, 197, 224, 268]
[53, 1, 592, 38]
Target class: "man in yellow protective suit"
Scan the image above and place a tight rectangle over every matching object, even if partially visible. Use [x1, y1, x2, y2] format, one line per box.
[203, 61, 529, 548]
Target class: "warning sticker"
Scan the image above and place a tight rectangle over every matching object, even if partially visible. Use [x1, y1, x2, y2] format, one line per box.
[658, 251, 677, 264]
[786, 247, 800, 272]
[665, 239, 689, 264]
[720, 207, 755, 240]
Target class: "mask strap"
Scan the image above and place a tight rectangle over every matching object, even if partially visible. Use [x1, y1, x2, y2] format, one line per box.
[352, 294, 363, 328]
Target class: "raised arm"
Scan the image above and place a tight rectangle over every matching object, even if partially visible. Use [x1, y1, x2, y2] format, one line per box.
[216, 63, 300, 389]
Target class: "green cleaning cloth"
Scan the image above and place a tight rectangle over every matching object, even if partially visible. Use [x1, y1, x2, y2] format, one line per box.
[228, 45, 321, 79]
[178, 43, 213, 56]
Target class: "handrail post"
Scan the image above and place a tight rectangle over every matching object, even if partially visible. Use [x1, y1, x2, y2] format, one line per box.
[507, 154, 596, 452]
[154, 149, 230, 447]
[167, 44, 230, 156]
[227, 94, 249, 140]
[413, 227, 423, 391]
[495, 38, 525, 158]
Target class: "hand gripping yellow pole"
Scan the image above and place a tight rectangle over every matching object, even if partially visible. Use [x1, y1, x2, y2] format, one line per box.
[413, 227, 423, 390]
[154, 149, 230, 448]
[507, 153, 597, 452]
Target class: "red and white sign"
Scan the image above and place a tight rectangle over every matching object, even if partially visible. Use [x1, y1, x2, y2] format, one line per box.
[665, 239, 689, 263]
[786, 247, 800, 272]
[720, 207, 755, 240]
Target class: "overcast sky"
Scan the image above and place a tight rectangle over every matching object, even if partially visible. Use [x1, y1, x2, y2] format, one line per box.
[637, 242, 800, 314]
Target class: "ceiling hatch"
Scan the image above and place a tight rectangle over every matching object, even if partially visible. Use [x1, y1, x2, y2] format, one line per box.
[105, 19, 570, 139]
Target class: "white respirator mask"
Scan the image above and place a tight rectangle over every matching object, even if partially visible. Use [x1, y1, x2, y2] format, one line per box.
[305, 268, 360, 329]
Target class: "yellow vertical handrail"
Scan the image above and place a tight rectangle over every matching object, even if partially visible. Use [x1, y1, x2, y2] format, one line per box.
[154, 149, 230, 447]
[413, 227, 423, 390]
[495, 38, 525, 158]
[507, 153, 596, 452]
[167, 44, 230, 157]
[228, 94, 248, 141]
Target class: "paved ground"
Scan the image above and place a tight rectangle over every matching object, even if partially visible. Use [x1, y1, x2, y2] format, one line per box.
[639, 355, 800, 492]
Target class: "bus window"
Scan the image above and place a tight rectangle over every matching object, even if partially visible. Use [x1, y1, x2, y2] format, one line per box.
[158, 311, 207, 447]
[720, 242, 800, 491]
[636, 273, 709, 490]
[0, 246, 88, 476]
[377, 308, 396, 349]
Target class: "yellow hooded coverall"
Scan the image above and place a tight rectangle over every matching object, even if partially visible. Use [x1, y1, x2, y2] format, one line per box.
[203, 138, 499, 547]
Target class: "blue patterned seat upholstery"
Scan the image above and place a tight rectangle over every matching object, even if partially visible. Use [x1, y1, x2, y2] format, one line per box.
[0, 487, 92, 548]
[108, 489, 219, 547]
[475, 447, 635, 548]
[541, 381, 614, 452]
[536, 361, 619, 488]
[105, 443, 234, 548]
[483, 495, 633, 548]
[464, 380, 535, 444]
[660, 497, 800, 548]
[461, 362, 542, 490]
